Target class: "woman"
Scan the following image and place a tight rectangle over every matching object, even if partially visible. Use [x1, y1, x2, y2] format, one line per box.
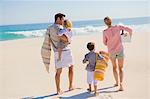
[103, 16, 132, 91]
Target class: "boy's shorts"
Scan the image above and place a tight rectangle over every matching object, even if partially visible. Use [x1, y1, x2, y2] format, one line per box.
[87, 71, 97, 85]
[110, 50, 124, 60]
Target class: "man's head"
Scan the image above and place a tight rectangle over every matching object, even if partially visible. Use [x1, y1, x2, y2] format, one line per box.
[87, 42, 95, 51]
[55, 13, 66, 25]
[104, 16, 112, 27]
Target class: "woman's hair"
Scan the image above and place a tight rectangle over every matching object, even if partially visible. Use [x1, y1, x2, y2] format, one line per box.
[104, 16, 111, 21]
[64, 20, 72, 29]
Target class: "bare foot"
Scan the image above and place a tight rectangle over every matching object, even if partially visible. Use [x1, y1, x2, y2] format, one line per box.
[119, 84, 124, 91]
[57, 90, 63, 95]
[57, 58, 61, 62]
[69, 86, 74, 91]
[114, 83, 119, 87]
[87, 88, 92, 92]
[94, 92, 99, 96]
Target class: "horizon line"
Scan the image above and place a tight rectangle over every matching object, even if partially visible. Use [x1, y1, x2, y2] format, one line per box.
[1, 16, 150, 26]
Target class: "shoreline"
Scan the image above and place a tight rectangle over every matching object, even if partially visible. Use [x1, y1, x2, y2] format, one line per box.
[1, 23, 150, 42]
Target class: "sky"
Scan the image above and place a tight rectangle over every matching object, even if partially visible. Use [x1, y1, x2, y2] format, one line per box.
[0, 0, 150, 25]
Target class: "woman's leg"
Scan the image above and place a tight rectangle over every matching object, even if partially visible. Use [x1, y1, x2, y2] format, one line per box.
[118, 58, 124, 91]
[111, 58, 119, 86]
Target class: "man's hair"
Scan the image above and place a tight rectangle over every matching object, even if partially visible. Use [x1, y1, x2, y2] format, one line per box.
[87, 42, 95, 51]
[55, 13, 66, 22]
[104, 16, 111, 21]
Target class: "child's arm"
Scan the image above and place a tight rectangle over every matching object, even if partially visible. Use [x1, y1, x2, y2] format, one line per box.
[58, 29, 69, 43]
[83, 54, 88, 64]
[58, 34, 68, 43]
[97, 54, 103, 60]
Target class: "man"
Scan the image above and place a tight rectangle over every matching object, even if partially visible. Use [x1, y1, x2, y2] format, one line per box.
[103, 16, 132, 91]
[41, 13, 74, 94]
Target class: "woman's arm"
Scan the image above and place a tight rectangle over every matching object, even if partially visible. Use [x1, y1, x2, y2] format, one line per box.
[103, 31, 107, 46]
[119, 25, 133, 36]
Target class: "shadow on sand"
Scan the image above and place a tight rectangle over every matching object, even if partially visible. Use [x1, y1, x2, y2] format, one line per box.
[22, 86, 119, 99]
[59, 85, 118, 99]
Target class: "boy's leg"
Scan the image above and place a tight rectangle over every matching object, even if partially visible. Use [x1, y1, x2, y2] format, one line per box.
[94, 85, 99, 96]
[87, 71, 92, 92]
[68, 65, 74, 90]
[93, 77, 98, 95]
[111, 57, 119, 86]
[55, 68, 62, 94]
[87, 84, 92, 92]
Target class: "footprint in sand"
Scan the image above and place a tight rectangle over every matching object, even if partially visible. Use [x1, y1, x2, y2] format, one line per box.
[98, 94, 113, 99]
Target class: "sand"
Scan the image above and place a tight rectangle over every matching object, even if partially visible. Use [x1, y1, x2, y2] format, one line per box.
[0, 31, 149, 99]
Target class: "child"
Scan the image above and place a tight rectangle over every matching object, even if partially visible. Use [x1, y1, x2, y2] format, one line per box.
[83, 42, 104, 96]
[57, 20, 72, 61]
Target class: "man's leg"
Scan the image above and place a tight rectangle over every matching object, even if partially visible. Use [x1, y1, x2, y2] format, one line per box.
[68, 65, 74, 90]
[55, 68, 62, 94]
[118, 58, 124, 91]
[111, 58, 119, 86]
[57, 48, 62, 61]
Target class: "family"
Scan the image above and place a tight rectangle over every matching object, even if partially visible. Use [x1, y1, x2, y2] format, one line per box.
[41, 13, 132, 96]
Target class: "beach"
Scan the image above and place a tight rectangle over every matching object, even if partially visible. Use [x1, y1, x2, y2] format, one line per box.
[0, 27, 150, 99]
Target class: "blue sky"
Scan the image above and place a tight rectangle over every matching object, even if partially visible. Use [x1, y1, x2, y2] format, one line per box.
[0, 0, 150, 25]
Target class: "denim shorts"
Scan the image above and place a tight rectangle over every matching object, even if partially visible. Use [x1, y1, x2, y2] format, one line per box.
[110, 50, 124, 60]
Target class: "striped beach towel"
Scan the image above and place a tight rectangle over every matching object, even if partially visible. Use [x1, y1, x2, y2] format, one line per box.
[41, 26, 52, 67]
[94, 51, 109, 81]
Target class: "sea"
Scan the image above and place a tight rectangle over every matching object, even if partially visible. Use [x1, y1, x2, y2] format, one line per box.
[0, 16, 150, 41]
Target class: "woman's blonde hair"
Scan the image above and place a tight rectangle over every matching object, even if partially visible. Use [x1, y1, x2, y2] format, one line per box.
[64, 20, 72, 29]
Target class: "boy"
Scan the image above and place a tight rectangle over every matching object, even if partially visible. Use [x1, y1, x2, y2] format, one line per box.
[83, 42, 103, 96]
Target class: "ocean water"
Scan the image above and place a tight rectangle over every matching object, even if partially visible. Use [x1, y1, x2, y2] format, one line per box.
[0, 17, 150, 41]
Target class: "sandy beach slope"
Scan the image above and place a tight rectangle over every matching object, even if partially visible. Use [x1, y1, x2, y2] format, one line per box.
[0, 30, 149, 99]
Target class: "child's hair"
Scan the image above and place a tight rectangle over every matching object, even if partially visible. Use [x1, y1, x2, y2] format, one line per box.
[87, 42, 95, 51]
[64, 20, 72, 29]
